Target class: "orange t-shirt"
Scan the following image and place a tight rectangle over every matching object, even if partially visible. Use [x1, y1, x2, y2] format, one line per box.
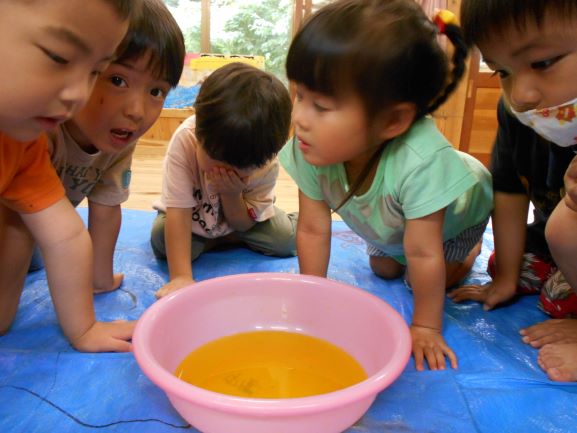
[0, 132, 65, 213]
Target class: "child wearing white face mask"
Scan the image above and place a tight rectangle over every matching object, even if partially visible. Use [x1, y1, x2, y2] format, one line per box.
[449, 0, 577, 382]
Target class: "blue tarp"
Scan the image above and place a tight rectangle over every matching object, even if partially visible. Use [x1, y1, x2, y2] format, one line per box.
[1, 209, 576, 433]
[164, 85, 200, 109]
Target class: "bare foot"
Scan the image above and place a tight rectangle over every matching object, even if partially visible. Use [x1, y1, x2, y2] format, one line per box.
[520, 318, 577, 348]
[538, 343, 577, 382]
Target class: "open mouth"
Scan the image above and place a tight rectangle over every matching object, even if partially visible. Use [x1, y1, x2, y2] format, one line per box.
[111, 128, 134, 142]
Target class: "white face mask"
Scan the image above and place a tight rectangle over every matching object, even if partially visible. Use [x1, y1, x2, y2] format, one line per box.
[511, 97, 577, 147]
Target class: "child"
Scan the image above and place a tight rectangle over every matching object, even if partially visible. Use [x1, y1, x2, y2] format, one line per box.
[0, 0, 137, 352]
[150, 62, 297, 299]
[450, 0, 577, 382]
[280, 0, 493, 371]
[23, 0, 185, 293]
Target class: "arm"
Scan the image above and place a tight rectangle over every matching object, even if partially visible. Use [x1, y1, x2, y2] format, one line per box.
[20, 197, 133, 352]
[296, 190, 332, 277]
[449, 192, 529, 309]
[156, 206, 194, 298]
[543, 155, 577, 289]
[404, 209, 457, 371]
[564, 155, 577, 212]
[0, 204, 35, 334]
[545, 198, 577, 293]
[207, 167, 255, 232]
[87, 201, 123, 293]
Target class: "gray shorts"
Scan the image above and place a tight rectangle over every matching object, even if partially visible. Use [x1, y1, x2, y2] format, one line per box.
[366, 217, 489, 263]
[150, 206, 298, 261]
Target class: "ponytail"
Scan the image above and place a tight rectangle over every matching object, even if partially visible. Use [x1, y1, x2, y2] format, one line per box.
[426, 11, 468, 115]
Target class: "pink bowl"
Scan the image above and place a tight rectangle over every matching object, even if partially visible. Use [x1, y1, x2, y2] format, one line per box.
[133, 272, 411, 433]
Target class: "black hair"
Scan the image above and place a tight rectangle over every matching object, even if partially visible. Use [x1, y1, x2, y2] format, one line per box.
[461, 0, 577, 47]
[103, 0, 138, 21]
[287, 0, 467, 122]
[287, 0, 468, 211]
[194, 62, 292, 169]
[114, 0, 185, 88]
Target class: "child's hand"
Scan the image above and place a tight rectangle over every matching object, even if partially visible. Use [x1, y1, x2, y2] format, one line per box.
[448, 280, 516, 311]
[69, 320, 134, 352]
[155, 276, 195, 299]
[564, 156, 577, 212]
[410, 325, 457, 371]
[205, 167, 247, 195]
[94, 273, 124, 294]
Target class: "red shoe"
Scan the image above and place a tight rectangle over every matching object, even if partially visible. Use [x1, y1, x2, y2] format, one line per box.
[539, 270, 577, 318]
[487, 252, 555, 295]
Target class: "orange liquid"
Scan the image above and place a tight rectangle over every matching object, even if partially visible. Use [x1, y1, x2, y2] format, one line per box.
[175, 331, 367, 399]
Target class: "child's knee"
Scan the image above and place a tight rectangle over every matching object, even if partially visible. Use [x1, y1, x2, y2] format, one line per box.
[0, 322, 11, 336]
[546, 203, 577, 254]
[0, 306, 17, 336]
[262, 211, 297, 256]
[267, 230, 296, 257]
[150, 213, 167, 259]
[369, 256, 404, 279]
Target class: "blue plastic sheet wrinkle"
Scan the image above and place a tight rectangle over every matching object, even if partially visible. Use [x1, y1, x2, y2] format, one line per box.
[1, 208, 576, 433]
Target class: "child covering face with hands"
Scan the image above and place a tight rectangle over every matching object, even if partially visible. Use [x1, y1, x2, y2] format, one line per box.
[151, 62, 297, 299]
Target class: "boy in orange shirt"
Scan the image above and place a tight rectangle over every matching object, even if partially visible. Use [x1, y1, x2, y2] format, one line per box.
[0, 0, 137, 352]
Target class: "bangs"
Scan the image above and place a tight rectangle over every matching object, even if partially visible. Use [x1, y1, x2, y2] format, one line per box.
[461, 0, 577, 46]
[118, 32, 183, 88]
[286, 4, 360, 96]
[114, 0, 185, 88]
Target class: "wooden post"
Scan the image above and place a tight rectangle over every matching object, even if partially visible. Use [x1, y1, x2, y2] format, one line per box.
[201, 0, 211, 53]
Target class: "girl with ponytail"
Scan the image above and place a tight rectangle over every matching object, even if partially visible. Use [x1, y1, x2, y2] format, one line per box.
[280, 0, 493, 371]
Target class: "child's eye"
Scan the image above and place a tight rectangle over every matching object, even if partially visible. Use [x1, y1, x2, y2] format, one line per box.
[150, 87, 167, 99]
[294, 91, 303, 102]
[531, 55, 564, 71]
[110, 76, 127, 87]
[40, 47, 69, 65]
[313, 102, 329, 112]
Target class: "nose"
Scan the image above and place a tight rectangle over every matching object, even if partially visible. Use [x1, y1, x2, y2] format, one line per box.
[59, 74, 95, 114]
[123, 92, 145, 123]
[508, 73, 541, 112]
[291, 99, 309, 132]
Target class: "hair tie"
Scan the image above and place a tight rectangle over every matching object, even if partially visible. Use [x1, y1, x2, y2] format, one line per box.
[433, 9, 458, 34]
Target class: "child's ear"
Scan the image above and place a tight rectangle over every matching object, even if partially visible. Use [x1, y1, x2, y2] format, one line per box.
[375, 103, 417, 141]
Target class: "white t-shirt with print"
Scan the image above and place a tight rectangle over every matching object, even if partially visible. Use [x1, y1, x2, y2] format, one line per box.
[155, 115, 278, 238]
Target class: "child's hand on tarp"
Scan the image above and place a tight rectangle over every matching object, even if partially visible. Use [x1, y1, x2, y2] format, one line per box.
[155, 276, 195, 299]
[69, 320, 135, 352]
[449, 278, 517, 311]
[410, 325, 457, 371]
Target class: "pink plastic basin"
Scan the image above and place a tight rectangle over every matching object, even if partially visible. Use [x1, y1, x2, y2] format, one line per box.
[133, 272, 411, 433]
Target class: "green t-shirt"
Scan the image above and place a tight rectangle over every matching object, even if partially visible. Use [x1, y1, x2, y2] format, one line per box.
[280, 117, 493, 260]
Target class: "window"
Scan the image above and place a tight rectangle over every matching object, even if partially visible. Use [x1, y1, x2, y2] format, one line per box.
[164, 0, 293, 82]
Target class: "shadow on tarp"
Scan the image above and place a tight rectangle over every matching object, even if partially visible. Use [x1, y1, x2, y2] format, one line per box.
[1, 209, 575, 433]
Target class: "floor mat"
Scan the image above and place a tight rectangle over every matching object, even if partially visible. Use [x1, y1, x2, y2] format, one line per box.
[1, 209, 575, 433]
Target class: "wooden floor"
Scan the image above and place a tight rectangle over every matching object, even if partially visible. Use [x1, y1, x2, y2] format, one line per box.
[125, 140, 300, 213]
